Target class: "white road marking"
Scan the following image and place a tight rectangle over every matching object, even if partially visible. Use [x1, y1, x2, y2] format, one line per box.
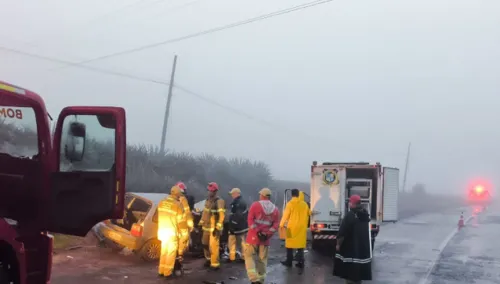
[418, 215, 474, 284]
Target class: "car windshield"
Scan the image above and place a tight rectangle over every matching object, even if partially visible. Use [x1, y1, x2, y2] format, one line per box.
[0, 106, 38, 159]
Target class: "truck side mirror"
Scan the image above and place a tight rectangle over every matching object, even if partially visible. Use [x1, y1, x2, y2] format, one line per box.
[64, 121, 86, 162]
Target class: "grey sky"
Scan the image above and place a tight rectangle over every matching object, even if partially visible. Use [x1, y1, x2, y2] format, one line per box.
[1, 0, 499, 194]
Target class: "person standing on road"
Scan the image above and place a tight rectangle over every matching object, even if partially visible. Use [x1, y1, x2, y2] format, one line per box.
[198, 182, 226, 270]
[333, 195, 372, 284]
[279, 189, 310, 269]
[176, 181, 195, 211]
[245, 188, 280, 284]
[174, 182, 194, 265]
[227, 187, 249, 263]
[157, 185, 184, 279]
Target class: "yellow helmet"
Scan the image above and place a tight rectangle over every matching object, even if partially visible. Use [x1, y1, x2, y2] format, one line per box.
[170, 185, 182, 196]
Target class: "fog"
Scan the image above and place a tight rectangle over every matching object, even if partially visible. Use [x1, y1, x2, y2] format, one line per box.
[1, 0, 500, 194]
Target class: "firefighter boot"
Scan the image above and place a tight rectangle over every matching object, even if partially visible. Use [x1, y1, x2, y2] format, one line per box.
[174, 257, 184, 277]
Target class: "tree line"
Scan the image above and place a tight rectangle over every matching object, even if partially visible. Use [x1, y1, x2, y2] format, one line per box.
[1, 122, 274, 203]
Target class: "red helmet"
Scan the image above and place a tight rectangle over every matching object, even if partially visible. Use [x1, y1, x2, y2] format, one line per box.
[207, 182, 219, 192]
[175, 182, 186, 193]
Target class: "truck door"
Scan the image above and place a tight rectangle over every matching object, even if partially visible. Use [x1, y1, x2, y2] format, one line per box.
[382, 167, 399, 222]
[0, 83, 43, 222]
[310, 167, 344, 226]
[48, 106, 127, 236]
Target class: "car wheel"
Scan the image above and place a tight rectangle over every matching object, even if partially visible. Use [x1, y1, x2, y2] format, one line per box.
[139, 239, 161, 262]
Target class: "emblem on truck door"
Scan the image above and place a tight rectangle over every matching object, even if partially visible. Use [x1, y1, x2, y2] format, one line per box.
[322, 169, 339, 186]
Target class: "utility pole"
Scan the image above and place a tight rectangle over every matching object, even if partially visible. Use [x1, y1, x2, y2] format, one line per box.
[160, 55, 178, 154]
[401, 142, 411, 192]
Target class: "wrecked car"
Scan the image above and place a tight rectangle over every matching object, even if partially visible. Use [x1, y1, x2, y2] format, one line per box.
[93, 192, 230, 261]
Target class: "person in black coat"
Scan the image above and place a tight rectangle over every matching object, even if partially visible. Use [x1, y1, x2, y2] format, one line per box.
[227, 188, 248, 263]
[334, 195, 372, 284]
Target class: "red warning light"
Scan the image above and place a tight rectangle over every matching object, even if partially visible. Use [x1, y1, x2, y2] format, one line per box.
[475, 185, 484, 194]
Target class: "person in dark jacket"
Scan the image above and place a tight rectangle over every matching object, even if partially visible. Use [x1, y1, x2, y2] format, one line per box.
[333, 195, 372, 284]
[227, 188, 248, 263]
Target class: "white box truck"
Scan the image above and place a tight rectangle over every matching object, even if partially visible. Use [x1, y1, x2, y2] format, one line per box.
[284, 161, 399, 252]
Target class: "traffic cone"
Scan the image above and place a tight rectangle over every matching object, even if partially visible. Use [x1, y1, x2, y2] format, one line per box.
[458, 212, 464, 229]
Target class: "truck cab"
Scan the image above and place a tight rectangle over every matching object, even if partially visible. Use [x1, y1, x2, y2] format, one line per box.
[0, 81, 127, 284]
[304, 161, 399, 252]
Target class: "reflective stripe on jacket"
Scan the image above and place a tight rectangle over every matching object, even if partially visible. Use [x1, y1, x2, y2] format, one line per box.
[229, 196, 249, 235]
[246, 200, 279, 246]
[199, 197, 226, 232]
[178, 195, 194, 231]
[157, 196, 184, 241]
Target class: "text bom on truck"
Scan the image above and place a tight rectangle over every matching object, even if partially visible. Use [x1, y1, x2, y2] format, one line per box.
[0, 108, 23, 119]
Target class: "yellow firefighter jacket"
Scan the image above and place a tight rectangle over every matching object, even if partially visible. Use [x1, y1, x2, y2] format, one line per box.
[199, 197, 226, 232]
[157, 196, 184, 241]
[179, 195, 194, 230]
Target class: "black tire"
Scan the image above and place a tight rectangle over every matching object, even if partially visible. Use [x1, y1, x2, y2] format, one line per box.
[139, 239, 161, 262]
[311, 239, 321, 251]
[0, 265, 9, 284]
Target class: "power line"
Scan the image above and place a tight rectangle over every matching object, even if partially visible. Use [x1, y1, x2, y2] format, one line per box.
[51, 0, 334, 70]
[0, 43, 297, 136]
[14, 0, 207, 65]
[0, 45, 168, 85]
[174, 83, 330, 141]
[1, 43, 336, 144]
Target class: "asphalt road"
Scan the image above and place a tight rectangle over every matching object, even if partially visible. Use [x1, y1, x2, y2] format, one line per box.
[52, 206, 487, 284]
[427, 205, 500, 284]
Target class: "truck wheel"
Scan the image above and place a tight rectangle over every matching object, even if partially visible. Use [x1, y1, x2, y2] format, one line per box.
[0, 266, 9, 284]
[311, 239, 325, 252]
[139, 239, 161, 262]
[311, 239, 321, 251]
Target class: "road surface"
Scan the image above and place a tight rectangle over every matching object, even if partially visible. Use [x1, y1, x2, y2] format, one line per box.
[52, 206, 486, 284]
[426, 206, 500, 284]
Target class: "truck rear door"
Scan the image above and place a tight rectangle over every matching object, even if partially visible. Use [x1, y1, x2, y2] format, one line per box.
[48, 106, 127, 236]
[310, 166, 345, 226]
[382, 167, 399, 222]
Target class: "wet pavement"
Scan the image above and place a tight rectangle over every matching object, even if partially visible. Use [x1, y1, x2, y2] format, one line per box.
[427, 206, 500, 284]
[52, 206, 483, 284]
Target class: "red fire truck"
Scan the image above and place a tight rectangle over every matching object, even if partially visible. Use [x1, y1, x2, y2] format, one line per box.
[0, 80, 127, 284]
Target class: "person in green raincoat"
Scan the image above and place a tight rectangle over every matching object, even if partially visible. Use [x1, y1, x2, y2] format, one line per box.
[279, 189, 310, 269]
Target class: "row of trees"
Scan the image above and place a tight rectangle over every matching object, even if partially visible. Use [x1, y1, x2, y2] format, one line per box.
[1, 122, 274, 202]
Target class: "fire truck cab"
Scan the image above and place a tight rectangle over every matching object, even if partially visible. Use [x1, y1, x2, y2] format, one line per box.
[0, 81, 127, 284]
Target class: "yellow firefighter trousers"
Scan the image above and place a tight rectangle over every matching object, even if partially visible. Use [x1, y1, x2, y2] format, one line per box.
[202, 231, 220, 267]
[228, 234, 246, 261]
[158, 237, 178, 277]
[244, 244, 269, 283]
[178, 228, 190, 256]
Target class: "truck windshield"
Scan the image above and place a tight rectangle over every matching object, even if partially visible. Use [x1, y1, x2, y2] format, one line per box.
[0, 106, 38, 159]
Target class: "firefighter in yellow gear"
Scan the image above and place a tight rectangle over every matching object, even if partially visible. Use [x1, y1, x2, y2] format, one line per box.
[198, 182, 226, 270]
[175, 182, 194, 261]
[157, 186, 184, 279]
